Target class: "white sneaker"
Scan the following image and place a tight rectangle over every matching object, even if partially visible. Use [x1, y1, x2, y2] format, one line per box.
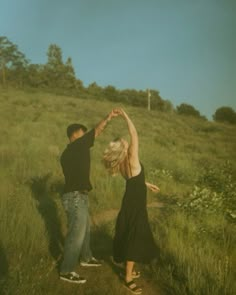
[80, 257, 102, 267]
[60, 272, 87, 284]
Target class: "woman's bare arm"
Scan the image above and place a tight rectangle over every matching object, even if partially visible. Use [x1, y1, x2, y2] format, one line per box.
[118, 109, 140, 173]
[146, 182, 160, 193]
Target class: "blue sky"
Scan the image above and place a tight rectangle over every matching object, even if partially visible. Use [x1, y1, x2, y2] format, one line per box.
[1, 0, 235, 118]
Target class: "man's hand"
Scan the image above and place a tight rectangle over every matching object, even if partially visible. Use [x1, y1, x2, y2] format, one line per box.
[111, 108, 126, 118]
[146, 182, 160, 193]
[108, 108, 121, 120]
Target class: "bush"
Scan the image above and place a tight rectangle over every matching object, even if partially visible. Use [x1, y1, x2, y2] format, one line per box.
[178, 161, 236, 221]
[176, 103, 202, 118]
[213, 107, 236, 125]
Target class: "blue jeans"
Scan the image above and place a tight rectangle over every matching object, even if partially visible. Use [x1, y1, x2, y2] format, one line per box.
[60, 191, 93, 273]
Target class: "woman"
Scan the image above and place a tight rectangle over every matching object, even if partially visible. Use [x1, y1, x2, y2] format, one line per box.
[103, 108, 159, 294]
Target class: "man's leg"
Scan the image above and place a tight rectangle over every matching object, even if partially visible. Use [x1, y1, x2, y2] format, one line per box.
[80, 205, 102, 267]
[60, 192, 88, 274]
[80, 213, 93, 263]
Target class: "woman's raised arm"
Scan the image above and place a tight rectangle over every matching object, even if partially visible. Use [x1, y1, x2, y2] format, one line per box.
[117, 108, 140, 171]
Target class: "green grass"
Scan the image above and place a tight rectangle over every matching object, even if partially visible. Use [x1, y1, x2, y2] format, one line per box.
[0, 87, 235, 294]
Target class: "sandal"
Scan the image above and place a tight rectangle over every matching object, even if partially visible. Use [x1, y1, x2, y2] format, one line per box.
[131, 271, 141, 279]
[120, 271, 141, 279]
[124, 280, 142, 294]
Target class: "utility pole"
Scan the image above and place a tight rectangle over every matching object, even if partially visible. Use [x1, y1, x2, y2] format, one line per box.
[147, 88, 151, 111]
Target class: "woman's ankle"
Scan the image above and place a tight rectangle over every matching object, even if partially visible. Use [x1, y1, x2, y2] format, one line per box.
[125, 275, 133, 282]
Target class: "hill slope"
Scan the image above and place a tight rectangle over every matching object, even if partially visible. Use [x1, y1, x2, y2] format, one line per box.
[0, 88, 235, 295]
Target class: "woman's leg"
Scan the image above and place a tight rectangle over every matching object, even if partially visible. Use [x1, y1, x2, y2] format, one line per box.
[126, 261, 134, 282]
[125, 261, 142, 293]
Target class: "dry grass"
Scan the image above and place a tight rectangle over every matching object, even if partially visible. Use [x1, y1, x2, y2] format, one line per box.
[0, 87, 235, 294]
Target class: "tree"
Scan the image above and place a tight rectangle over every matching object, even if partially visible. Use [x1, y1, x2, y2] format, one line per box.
[176, 103, 201, 118]
[119, 89, 148, 107]
[162, 99, 174, 113]
[44, 44, 64, 87]
[75, 79, 84, 93]
[63, 57, 76, 89]
[26, 64, 47, 87]
[103, 85, 120, 102]
[65, 57, 75, 78]
[149, 89, 166, 111]
[0, 36, 28, 86]
[47, 44, 63, 68]
[213, 107, 236, 125]
[87, 82, 102, 98]
[44, 44, 77, 91]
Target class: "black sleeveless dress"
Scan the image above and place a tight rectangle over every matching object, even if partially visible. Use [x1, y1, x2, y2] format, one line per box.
[113, 164, 158, 263]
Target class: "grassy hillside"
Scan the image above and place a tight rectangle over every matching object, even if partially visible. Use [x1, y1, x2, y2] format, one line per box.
[0, 88, 235, 295]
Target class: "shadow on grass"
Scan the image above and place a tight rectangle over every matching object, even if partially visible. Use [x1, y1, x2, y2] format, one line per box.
[91, 224, 113, 259]
[91, 224, 124, 278]
[0, 242, 8, 293]
[29, 174, 64, 265]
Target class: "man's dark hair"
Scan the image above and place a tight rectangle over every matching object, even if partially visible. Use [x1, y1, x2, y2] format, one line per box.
[66, 123, 87, 138]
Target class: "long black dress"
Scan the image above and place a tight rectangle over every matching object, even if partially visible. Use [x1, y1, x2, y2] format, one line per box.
[113, 164, 158, 263]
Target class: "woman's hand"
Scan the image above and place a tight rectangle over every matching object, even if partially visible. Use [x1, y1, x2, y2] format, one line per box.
[146, 182, 160, 193]
[113, 108, 127, 119]
[108, 109, 120, 120]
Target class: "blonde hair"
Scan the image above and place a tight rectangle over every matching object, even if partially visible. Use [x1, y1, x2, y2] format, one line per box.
[103, 138, 127, 175]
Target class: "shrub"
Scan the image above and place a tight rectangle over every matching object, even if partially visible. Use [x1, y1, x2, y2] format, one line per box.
[213, 107, 236, 125]
[178, 161, 236, 221]
[176, 103, 202, 118]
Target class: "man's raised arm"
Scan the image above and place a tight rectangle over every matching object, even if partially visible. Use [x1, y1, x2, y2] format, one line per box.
[94, 109, 118, 137]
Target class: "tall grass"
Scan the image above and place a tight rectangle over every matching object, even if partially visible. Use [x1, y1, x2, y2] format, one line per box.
[0, 87, 235, 294]
[149, 210, 236, 295]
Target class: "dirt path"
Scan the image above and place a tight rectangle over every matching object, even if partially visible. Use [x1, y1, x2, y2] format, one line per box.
[73, 260, 162, 295]
[85, 201, 164, 295]
[42, 202, 164, 295]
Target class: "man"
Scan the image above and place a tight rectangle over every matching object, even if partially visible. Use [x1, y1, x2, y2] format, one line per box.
[59, 109, 118, 284]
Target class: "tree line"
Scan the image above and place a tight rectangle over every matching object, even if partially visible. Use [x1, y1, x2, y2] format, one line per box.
[0, 36, 235, 124]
